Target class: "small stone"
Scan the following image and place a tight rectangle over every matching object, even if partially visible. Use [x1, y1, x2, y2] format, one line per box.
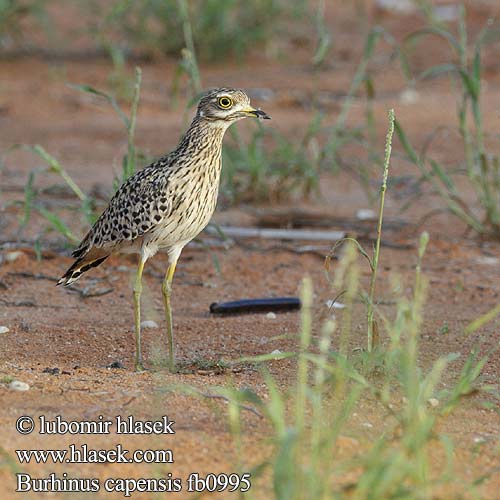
[400, 88, 419, 104]
[356, 209, 376, 220]
[476, 256, 499, 266]
[433, 5, 459, 22]
[107, 361, 124, 369]
[266, 312, 277, 319]
[5, 251, 24, 263]
[361, 422, 373, 428]
[271, 349, 282, 358]
[326, 300, 345, 309]
[9, 380, 29, 391]
[428, 398, 439, 408]
[203, 282, 218, 288]
[0, 326, 9, 334]
[376, 0, 415, 14]
[42, 367, 60, 375]
[473, 436, 486, 444]
[140, 320, 158, 329]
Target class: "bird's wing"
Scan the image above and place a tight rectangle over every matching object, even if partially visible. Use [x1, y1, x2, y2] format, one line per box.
[72, 160, 177, 260]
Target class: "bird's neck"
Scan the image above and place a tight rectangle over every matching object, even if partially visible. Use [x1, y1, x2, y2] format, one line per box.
[175, 115, 229, 157]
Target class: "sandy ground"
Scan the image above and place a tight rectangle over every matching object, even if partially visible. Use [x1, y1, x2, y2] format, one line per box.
[1, 2, 500, 498]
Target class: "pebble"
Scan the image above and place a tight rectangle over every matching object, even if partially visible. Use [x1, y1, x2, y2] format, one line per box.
[428, 398, 439, 408]
[42, 367, 60, 375]
[362, 422, 373, 429]
[5, 251, 24, 263]
[140, 320, 158, 329]
[326, 300, 345, 309]
[475, 256, 499, 266]
[376, 0, 415, 14]
[266, 312, 277, 319]
[0, 326, 9, 334]
[107, 361, 125, 369]
[271, 349, 282, 358]
[9, 380, 29, 391]
[400, 88, 419, 105]
[433, 5, 459, 22]
[356, 208, 376, 220]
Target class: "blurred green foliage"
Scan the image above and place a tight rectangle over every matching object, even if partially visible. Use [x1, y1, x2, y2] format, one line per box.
[0, 0, 52, 45]
[397, 5, 500, 237]
[0, 0, 306, 61]
[99, 0, 305, 60]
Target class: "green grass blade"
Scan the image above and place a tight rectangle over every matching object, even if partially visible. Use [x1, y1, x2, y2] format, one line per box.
[68, 83, 129, 128]
[36, 206, 79, 243]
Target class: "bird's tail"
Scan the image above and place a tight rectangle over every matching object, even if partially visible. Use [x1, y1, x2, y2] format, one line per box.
[57, 254, 109, 286]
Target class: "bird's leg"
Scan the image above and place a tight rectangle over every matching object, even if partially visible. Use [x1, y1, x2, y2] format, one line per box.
[162, 260, 177, 373]
[133, 258, 146, 371]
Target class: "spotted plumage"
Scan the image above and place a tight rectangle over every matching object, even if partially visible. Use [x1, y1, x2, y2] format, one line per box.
[58, 88, 271, 372]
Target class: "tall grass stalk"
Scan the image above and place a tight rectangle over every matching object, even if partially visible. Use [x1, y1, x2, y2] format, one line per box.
[70, 66, 142, 187]
[124, 66, 142, 181]
[335, 28, 383, 132]
[311, 0, 331, 67]
[464, 302, 500, 335]
[294, 276, 312, 450]
[17, 145, 93, 239]
[177, 0, 202, 95]
[367, 108, 394, 351]
[30, 145, 87, 203]
[398, 7, 500, 236]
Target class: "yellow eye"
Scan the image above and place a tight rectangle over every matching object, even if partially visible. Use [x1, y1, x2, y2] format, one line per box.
[218, 96, 233, 109]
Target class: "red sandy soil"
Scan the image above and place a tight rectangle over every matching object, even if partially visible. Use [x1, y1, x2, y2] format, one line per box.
[1, 2, 499, 498]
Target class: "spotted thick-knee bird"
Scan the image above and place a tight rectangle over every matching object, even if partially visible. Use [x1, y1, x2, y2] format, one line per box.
[58, 88, 271, 372]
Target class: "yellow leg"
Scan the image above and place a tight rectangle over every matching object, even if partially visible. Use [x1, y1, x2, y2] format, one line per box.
[133, 258, 146, 371]
[162, 260, 177, 372]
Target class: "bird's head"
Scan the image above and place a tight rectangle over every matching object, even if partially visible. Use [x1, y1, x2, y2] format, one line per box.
[196, 88, 271, 125]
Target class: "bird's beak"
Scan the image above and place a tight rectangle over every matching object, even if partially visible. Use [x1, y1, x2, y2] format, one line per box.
[244, 107, 271, 120]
